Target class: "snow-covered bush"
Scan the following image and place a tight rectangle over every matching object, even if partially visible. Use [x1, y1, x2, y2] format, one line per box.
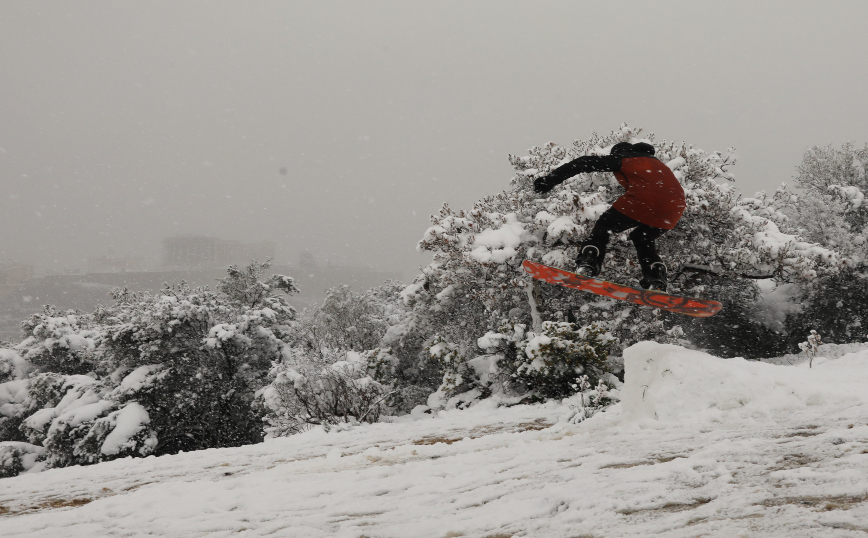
[0, 442, 44, 478]
[0, 349, 31, 384]
[795, 142, 867, 235]
[498, 322, 614, 399]
[283, 282, 437, 416]
[260, 282, 435, 435]
[20, 375, 108, 448]
[293, 284, 399, 353]
[376, 314, 442, 413]
[0, 261, 299, 477]
[426, 321, 615, 408]
[262, 350, 389, 437]
[16, 307, 99, 375]
[218, 261, 299, 310]
[562, 375, 619, 424]
[0, 350, 33, 444]
[798, 330, 823, 368]
[1, 374, 53, 444]
[781, 186, 865, 262]
[478, 321, 614, 400]
[94, 261, 296, 453]
[0, 370, 159, 476]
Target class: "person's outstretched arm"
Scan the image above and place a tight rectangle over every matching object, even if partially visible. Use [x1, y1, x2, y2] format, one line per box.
[533, 155, 621, 193]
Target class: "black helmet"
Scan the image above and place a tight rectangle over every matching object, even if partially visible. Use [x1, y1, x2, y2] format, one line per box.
[611, 141, 656, 157]
[610, 142, 633, 156]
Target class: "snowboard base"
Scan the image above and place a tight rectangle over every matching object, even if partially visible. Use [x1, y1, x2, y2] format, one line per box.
[522, 260, 722, 318]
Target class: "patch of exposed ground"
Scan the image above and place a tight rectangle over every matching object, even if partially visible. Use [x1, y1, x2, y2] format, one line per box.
[413, 419, 551, 446]
[768, 453, 818, 471]
[599, 454, 686, 469]
[0, 497, 94, 517]
[617, 497, 713, 515]
[760, 494, 868, 511]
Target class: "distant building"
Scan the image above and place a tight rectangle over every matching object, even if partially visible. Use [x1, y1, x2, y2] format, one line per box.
[162, 235, 275, 268]
[87, 256, 144, 273]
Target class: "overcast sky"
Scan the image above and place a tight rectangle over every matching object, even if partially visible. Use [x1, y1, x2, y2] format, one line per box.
[2, 1, 867, 279]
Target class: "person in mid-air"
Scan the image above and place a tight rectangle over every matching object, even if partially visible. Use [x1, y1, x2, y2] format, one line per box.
[533, 141, 685, 291]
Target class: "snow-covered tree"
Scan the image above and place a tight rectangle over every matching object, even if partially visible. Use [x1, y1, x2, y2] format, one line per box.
[291, 283, 402, 354]
[796, 142, 867, 195]
[774, 143, 868, 347]
[396, 125, 843, 399]
[785, 143, 867, 263]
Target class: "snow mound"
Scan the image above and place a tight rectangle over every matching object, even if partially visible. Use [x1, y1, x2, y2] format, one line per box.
[621, 341, 868, 424]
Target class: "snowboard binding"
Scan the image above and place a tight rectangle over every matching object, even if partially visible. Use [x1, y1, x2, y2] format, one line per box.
[575, 245, 602, 277]
[639, 262, 667, 292]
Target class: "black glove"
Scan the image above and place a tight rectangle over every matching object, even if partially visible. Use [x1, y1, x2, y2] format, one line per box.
[533, 174, 559, 194]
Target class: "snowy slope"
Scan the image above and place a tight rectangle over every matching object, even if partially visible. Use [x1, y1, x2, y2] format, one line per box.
[1, 343, 868, 538]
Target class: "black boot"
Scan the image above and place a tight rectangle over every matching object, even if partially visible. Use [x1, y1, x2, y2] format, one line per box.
[639, 262, 667, 291]
[575, 245, 602, 277]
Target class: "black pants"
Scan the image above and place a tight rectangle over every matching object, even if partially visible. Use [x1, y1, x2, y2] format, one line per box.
[581, 208, 667, 272]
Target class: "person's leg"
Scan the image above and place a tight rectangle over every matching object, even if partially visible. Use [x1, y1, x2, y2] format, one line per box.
[629, 225, 668, 290]
[576, 208, 641, 275]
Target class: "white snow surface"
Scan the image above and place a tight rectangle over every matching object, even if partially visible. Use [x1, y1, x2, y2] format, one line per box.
[2, 342, 868, 537]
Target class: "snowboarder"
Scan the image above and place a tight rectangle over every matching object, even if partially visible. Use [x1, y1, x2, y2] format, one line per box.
[533, 142, 685, 291]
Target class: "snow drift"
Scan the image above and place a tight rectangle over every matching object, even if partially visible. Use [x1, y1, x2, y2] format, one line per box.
[620, 341, 868, 424]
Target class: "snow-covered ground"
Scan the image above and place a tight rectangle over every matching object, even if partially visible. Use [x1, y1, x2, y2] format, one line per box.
[1, 342, 867, 537]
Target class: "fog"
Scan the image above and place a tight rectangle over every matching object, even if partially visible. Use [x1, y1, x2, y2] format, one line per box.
[2, 1, 867, 280]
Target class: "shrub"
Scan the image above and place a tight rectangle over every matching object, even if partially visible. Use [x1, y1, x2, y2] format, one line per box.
[261, 350, 388, 437]
[15, 308, 98, 375]
[0, 442, 44, 478]
[490, 322, 615, 399]
[430, 321, 615, 406]
[284, 282, 437, 417]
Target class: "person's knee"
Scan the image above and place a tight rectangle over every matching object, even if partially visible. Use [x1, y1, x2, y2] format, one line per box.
[630, 225, 665, 242]
[628, 227, 650, 244]
[589, 229, 609, 246]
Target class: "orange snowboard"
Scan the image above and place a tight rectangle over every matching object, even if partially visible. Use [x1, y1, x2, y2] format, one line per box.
[523, 260, 722, 318]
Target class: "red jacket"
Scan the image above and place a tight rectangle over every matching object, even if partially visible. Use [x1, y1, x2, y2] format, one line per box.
[540, 152, 686, 230]
[612, 156, 685, 230]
